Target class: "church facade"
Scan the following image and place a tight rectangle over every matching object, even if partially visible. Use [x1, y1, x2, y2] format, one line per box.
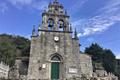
[8, 0, 119, 80]
[27, 0, 93, 80]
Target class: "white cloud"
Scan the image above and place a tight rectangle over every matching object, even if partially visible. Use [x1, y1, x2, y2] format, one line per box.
[69, 0, 88, 15]
[116, 54, 120, 59]
[86, 37, 95, 43]
[7, 0, 48, 11]
[73, 18, 114, 37]
[32, 1, 48, 11]
[99, 0, 120, 14]
[8, 0, 33, 5]
[0, 3, 8, 14]
[73, 0, 120, 37]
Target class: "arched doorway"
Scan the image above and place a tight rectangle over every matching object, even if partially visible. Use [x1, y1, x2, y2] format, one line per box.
[51, 55, 61, 80]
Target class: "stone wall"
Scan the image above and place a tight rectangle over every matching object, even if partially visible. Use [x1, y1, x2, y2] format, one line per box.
[79, 54, 93, 78]
[0, 62, 9, 79]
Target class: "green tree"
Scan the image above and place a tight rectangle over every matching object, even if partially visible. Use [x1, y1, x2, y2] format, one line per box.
[85, 43, 104, 62]
[0, 37, 16, 66]
[13, 36, 30, 57]
[102, 49, 116, 73]
[85, 43, 116, 74]
[0, 34, 30, 67]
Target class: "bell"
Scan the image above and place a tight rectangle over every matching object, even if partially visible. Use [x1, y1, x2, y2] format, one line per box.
[48, 21, 54, 27]
[59, 23, 64, 28]
[49, 24, 53, 27]
[50, 21, 53, 25]
[59, 25, 63, 28]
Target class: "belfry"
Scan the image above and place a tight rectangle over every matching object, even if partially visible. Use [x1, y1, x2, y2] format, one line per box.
[27, 0, 93, 80]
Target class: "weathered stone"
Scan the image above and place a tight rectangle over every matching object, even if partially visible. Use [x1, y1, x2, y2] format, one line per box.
[27, 0, 93, 80]
[11, 0, 118, 80]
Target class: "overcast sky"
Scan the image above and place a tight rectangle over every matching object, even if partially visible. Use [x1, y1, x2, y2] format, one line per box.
[0, 0, 120, 59]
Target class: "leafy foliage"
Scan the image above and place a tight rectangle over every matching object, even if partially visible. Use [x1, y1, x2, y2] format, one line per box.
[102, 49, 116, 73]
[85, 43, 104, 62]
[13, 35, 30, 57]
[0, 34, 30, 66]
[85, 43, 116, 74]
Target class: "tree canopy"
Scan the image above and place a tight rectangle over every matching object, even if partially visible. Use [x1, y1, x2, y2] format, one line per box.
[0, 34, 30, 66]
[85, 43, 116, 74]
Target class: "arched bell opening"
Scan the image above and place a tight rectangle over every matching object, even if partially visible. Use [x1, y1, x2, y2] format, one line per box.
[58, 19, 65, 31]
[48, 18, 54, 30]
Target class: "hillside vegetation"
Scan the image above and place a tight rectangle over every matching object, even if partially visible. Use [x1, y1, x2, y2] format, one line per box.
[0, 34, 30, 66]
[85, 43, 117, 75]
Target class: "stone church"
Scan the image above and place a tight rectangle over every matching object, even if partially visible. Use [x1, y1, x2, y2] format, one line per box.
[27, 0, 93, 80]
[8, 0, 119, 80]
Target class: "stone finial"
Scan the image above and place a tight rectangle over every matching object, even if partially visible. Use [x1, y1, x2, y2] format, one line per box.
[65, 10, 67, 15]
[32, 25, 36, 37]
[70, 24, 72, 32]
[54, 0, 58, 2]
[74, 28, 78, 40]
[38, 24, 41, 30]
[38, 24, 41, 36]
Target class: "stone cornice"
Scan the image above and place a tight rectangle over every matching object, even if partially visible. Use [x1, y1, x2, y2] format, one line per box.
[38, 29, 73, 33]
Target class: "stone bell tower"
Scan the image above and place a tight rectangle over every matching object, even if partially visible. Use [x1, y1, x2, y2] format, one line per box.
[27, 0, 93, 80]
[40, 0, 71, 32]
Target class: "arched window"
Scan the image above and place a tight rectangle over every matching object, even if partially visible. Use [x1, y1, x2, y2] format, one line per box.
[58, 19, 64, 31]
[48, 18, 54, 30]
